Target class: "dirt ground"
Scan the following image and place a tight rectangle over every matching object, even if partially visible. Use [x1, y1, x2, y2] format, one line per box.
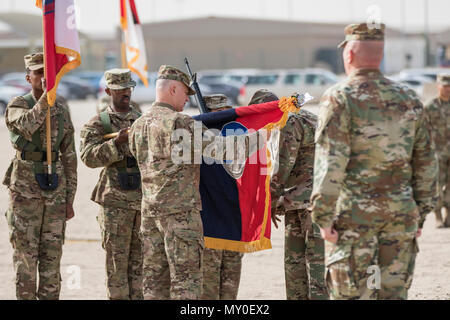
[0, 99, 449, 300]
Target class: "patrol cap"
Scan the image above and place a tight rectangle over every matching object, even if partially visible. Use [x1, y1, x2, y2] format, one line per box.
[338, 23, 385, 49]
[248, 89, 279, 105]
[24, 52, 44, 71]
[104, 68, 136, 90]
[437, 73, 450, 86]
[157, 65, 195, 95]
[203, 94, 232, 110]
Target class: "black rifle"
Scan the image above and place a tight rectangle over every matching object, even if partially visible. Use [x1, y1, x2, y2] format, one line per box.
[184, 58, 209, 114]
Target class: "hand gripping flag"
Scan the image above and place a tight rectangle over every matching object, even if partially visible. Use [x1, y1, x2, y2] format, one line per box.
[36, 0, 81, 107]
[120, 0, 148, 86]
[193, 96, 308, 252]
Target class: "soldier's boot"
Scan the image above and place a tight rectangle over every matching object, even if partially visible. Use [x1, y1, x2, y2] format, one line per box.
[434, 207, 445, 228]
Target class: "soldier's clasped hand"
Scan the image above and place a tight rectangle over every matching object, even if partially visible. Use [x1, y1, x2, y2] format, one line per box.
[114, 127, 129, 146]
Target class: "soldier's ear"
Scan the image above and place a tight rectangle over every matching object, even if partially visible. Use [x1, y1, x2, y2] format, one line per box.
[348, 49, 354, 64]
[105, 88, 112, 96]
[170, 83, 177, 96]
[25, 73, 31, 84]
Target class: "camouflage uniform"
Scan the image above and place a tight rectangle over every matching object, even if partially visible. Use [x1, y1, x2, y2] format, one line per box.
[80, 69, 143, 300]
[3, 53, 77, 300]
[310, 24, 438, 300]
[200, 94, 244, 300]
[129, 65, 260, 300]
[424, 74, 450, 227]
[250, 90, 327, 300]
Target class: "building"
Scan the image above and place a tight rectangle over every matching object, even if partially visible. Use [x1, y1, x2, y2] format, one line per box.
[135, 16, 429, 74]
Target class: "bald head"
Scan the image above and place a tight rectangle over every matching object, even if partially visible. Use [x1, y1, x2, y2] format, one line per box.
[343, 40, 384, 74]
[155, 78, 190, 112]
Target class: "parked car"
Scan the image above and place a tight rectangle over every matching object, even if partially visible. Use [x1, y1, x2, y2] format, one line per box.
[197, 80, 241, 105]
[72, 71, 104, 97]
[0, 72, 70, 99]
[60, 75, 97, 100]
[235, 68, 339, 105]
[388, 74, 433, 97]
[398, 68, 450, 82]
[0, 85, 29, 115]
[199, 69, 263, 106]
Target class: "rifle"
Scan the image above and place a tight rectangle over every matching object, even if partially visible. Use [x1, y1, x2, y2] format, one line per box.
[184, 58, 209, 114]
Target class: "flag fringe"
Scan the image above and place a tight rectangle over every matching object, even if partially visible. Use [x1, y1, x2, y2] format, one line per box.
[263, 96, 300, 132]
[259, 96, 299, 253]
[205, 236, 272, 253]
[46, 47, 81, 106]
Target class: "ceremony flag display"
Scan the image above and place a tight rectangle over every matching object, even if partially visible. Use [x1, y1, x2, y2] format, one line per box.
[36, 0, 81, 107]
[120, 0, 148, 86]
[194, 98, 301, 253]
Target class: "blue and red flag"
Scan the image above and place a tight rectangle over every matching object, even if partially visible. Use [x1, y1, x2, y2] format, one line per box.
[194, 98, 299, 252]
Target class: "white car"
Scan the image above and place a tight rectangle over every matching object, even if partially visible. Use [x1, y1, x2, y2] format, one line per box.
[237, 68, 339, 105]
[388, 74, 433, 98]
[398, 68, 450, 83]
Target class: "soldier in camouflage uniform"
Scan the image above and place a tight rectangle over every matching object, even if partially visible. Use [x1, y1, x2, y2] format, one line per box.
[3, 53, 77, 300]
[80, 69, 143, 300]
[310, 24, 438, 300]
[424, 74, 450, 228]
[249, 90, 327, 300]
[129, 65, 263, 300]
[200, 94, 244, 300]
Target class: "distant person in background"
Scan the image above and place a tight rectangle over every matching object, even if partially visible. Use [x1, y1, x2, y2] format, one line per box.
[424, 74, 450, 228]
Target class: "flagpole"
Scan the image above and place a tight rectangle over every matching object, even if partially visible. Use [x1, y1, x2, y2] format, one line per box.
[46, 104, 52, 175]
[121, 41, 127, 68]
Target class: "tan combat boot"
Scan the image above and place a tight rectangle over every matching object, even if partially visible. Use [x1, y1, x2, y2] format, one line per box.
[435, 207, 445, 228]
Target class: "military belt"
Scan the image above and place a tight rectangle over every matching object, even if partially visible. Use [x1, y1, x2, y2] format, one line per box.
[17, 150, 59, 162]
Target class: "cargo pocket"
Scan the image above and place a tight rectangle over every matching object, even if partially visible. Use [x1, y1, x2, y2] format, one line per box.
[174, 237, 203, 272]
[405, 238, 419, 290]
[325, 241, 358, 299]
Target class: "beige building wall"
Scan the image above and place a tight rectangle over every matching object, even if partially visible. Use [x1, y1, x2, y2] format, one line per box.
[145, 35, 343, 73]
